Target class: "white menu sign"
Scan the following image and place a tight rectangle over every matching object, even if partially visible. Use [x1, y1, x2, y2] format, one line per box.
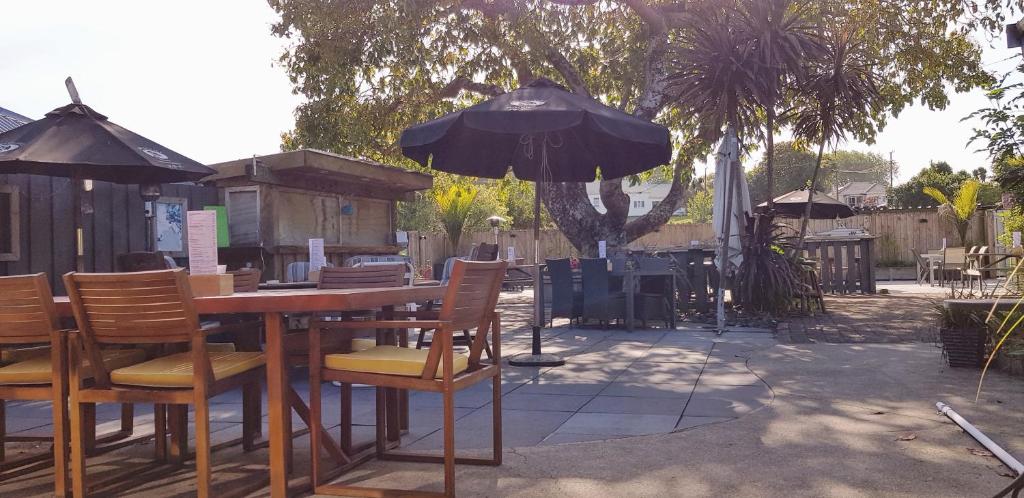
[186, 210, 218, 275]
[507, 246, 516, 261]
[309, 238, 326, 272]
[598, 240, 607, 258]
[1014, 231, 1022, 247]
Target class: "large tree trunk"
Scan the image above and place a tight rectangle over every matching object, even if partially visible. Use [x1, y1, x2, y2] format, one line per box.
[764, 108, 776, 209]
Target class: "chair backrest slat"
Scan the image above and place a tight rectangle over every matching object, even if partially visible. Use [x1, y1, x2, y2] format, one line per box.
[0, 274, 59, 344]
[438, 260, 507, 333]
[64, 269, 199, 345]
[318, 265, 405, 290]
[229, 268, 261, 292]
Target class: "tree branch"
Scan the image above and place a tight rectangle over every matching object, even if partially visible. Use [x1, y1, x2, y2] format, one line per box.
[599, 179, 630, 224]
[544, 47, 590, 96]
[620, 0, 667, 33]
[438, 76, 505, 98]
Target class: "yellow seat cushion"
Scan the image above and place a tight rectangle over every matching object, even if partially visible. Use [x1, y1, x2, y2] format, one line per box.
[324, 346, 468, 378]
[0, 349, 147, 385]
[350, 338, 377, 352]
[206, 342, 237, 353]
[110, 352, 264, 388]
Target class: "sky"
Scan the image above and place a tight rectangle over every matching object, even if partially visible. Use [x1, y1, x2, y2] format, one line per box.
[1, 1, 1020, 181]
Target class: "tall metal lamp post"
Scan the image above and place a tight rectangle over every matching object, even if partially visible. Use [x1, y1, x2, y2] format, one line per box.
[140, 183, 162, 252]
[487, 215, 507, 252]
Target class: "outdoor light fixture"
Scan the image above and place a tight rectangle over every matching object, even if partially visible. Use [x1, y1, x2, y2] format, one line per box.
[139, 182, 162, 202]
[487, 215, 507, 247]
[1008, 18, 1024, 55]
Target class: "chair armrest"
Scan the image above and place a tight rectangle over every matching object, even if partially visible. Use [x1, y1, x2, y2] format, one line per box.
[313, 320, 449, 330]
[199, 320, 263, 336]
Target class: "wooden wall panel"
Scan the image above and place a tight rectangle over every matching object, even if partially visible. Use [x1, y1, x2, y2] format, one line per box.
[0, 174, 218, 294]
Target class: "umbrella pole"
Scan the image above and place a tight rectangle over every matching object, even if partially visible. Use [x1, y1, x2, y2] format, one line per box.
[509, 137, 565, 367]
[73, 173, 85, 272]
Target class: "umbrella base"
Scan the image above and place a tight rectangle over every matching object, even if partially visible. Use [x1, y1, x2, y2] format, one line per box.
[508, 353, 565, 367]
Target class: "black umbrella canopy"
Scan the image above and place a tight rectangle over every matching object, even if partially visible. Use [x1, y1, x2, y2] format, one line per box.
[758, 189, 856, 219]
[0, 102, 214, 184]
[400, 78, 671, 181]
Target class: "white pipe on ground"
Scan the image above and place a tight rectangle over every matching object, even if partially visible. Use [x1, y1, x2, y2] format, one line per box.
[936, 401, 1024, 475]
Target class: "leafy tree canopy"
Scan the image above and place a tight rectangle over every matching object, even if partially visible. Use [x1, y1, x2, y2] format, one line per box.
[888, 160, 1002, 207]
[269, 0, 1015, 252]
[745, 142, 893, 204]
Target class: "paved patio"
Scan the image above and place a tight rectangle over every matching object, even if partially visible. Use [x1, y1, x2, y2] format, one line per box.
[2, 286, 1022, 497]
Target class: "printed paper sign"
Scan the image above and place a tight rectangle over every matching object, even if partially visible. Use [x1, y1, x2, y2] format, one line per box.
[396, 231, 409, 244]
[186, 210, 218, 275]
[598, 240, 607, 258]
[507, 246, 515, 261]
[309, 238, 326, 272]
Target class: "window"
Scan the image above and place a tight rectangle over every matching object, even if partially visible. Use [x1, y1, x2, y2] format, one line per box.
[845, 195, 864, 208]
[0, 185, 19, 261]
[633, 200, 645, 208]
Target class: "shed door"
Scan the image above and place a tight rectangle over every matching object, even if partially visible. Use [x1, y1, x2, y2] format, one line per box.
[226, 189, 259, 246]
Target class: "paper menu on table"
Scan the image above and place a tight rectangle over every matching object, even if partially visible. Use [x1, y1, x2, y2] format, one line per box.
[309, 238, 327, 272]
[186, 210, 219, 275]
[507, 246, 515, 261]
[598, 240, 607, 258]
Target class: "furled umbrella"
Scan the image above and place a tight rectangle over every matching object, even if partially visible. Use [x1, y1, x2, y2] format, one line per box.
[401, 78, 672, 367]
[0, 78, 214, 271]
[711, 127, 751, 333]
[756, 189, 855, 219]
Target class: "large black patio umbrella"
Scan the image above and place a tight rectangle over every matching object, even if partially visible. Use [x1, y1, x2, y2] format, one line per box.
[0, 78, 215, 270]
[401, 78, 672, 366]
[757, 189, 856, 219]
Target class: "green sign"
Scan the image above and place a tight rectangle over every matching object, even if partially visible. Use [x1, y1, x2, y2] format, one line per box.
[204, 205, 229, 247]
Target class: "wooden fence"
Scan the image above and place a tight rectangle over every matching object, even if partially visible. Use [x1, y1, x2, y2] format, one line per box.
[0, 173, 218, 294]
[406, 207, 996, 273]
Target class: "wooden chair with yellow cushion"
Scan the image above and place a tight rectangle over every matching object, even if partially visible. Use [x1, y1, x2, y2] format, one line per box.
[0, 273, 146, 497]
[308, 259, 506, 497]
[63, 269, 265, 498]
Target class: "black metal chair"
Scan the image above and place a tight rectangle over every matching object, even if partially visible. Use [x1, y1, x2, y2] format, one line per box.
[635, 256, 674, 328]
[580, 258, 625, 326]
[546, 258, 581, 326]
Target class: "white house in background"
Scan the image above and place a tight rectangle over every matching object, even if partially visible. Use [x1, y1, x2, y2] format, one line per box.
[835, 181, 888, 208]
[585, 181, 686, 218]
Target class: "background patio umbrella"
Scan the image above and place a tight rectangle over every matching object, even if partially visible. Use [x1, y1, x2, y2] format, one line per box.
[712, 127, 751, 333]
[0, 78, 214, 270]
[401, 78, 671, 366]
[756, 189, 855, 219]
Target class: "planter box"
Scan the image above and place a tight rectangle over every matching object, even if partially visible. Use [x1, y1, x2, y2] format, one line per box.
[995, 349, 1024, 377]
[939, 326, 987, 368]
[876, 266, 917, 281]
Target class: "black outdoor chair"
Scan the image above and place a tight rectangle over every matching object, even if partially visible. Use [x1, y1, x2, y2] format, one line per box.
[546, 258, 581, 326]
[580, 258, 626, 326]
[635, 256, 674, 328]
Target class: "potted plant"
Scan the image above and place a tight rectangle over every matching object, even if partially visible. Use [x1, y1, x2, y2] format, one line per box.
[936, 304, 987, 368]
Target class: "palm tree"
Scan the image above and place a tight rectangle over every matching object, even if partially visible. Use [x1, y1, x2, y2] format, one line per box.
[667, 0, 761, 144]
[739, 0, 822, 208]
[791, 28, 883, 249]
[434, 184, 480, 255]
[924, 180, 981, 246]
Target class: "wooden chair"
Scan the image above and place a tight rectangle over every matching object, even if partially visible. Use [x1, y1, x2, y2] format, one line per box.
[229, 268, 261, 292]
[63, 269, 265, 498]
[0, 274, 146, 497]
[308, 260, 506, 497]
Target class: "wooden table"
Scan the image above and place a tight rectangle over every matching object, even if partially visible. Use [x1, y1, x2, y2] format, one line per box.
[55, 285, 446, 497]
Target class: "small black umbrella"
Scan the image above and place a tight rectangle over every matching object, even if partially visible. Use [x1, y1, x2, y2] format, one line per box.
[401, 78, 671, 366]
[0, 78, 215, 270]
[757, 189, 856, 219]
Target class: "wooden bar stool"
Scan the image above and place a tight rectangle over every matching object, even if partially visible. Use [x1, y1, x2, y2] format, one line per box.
[63, 269, 265, 497]
[0, 273, 145, 497]
[308, 260, 506, 497]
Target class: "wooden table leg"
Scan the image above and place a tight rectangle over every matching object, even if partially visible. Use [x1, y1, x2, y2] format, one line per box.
[380, 305, 402, 443]
[264, 312, 289, 498]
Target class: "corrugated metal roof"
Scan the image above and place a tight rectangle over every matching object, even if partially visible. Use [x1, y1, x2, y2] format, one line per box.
[0, 106, 32, 133]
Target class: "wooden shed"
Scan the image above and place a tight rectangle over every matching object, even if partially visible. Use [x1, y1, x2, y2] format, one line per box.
[205, 149, 432, 280]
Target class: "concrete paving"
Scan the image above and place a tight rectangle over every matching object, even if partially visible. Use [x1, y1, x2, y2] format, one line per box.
[2, 289, 1022, 496]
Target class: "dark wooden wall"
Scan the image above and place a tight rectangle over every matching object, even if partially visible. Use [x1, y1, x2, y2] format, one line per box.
[0, 174, 218, 294]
